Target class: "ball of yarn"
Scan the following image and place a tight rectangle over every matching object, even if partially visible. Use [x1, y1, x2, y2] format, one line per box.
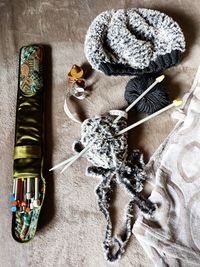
[81, 114, 128, 169]
[124, 75, 170, 115]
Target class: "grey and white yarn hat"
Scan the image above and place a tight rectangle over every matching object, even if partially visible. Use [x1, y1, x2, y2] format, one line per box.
[84, 8, 186, 76]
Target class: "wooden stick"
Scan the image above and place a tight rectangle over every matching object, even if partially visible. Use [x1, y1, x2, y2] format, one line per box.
[117, 99, 182, 136]
[114, 75, 165, 123]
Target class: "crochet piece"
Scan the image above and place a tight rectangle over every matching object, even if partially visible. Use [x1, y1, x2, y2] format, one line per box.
[73, 111, 155, 262]
[84, 8, 186, 76]
[133, 67, 200, 266]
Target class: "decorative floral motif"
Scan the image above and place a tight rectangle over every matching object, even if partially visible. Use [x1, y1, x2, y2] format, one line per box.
[20, 45, 43, 96]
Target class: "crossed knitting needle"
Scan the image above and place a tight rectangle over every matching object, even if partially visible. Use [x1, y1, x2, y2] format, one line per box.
[50, 75, 183, 173]
[114, 75, 165, 122]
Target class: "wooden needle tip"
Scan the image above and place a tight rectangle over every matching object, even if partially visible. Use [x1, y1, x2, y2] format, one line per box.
[156, 75, 165, 83]
[173, 98, 183, 107]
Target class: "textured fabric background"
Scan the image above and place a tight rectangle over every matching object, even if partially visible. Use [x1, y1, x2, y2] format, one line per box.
[0, 1, 199, 267]
[133, 68, 200, 267]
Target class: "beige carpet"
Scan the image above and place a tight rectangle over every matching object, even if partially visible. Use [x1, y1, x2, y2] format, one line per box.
[0, 0, 199, 266]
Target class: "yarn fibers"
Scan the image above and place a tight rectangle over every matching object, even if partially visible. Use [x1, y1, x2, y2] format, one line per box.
[72, 111, 155, 262]
[84, 8, 186, 76]
[125, 75, 170, 115]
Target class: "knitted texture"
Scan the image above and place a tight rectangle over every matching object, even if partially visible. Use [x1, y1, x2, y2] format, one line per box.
[125, 75, 170, 114]
[73, 111, 155, 262]
[84, 8, 186, 76]
[80, 114, 128, 168]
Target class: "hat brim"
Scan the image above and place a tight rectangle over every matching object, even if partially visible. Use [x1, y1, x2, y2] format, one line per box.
[99, 50, 182, 76]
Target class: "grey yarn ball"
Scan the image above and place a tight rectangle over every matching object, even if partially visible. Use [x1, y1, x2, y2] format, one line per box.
[125, 75, 170, 115]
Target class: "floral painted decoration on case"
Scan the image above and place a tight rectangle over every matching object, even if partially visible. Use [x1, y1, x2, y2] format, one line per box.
[20, 45, 43, 96]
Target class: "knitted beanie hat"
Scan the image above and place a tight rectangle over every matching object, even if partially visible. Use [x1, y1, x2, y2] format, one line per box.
[84, 8, 186, 76]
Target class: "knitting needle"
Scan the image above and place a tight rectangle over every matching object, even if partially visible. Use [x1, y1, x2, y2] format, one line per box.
[30, 179, 35, 209]
[11, 179, 19, 211]
[23, 179, 27, 201]
[11, 179, 18, 212]
[16, 179, 22, 204]
[26, 178, 31, 200]
[114, 75, 165, 123]
[30, 198, 34, 210]
[49, 154, 78, 171]
[33, 177, 40, 208]
[15, 179, 19, 201]
[60, 141, 93, 173]
[21, 179, 27, 210]
[12, 179, 22, 212]
[117, 99, 183, 136]
[19, 179, 23, 212]
[50, 139, 94, 173]
[10, 179, 16, 202]
[26, 178, 32, 212]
